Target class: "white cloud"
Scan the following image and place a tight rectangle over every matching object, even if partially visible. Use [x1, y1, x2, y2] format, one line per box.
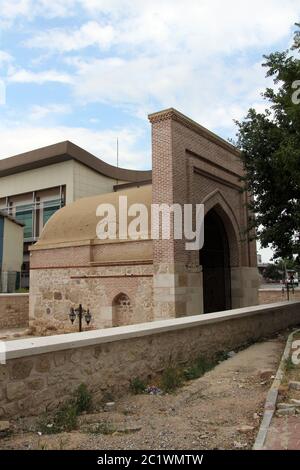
[15, 0, 298, 132]
[0, 0, 76, 23]
[77, 0, 299, 54]
[66, 54, 271, 131]
[28, 104, 71, 120]
[24, 0, 299, 55]
[1, 0, 300, 146]
[0, 122, 150, 169]
[25, 21, 115, 52]
[9, 68, 73, 84]
[0, 51, 13, 66]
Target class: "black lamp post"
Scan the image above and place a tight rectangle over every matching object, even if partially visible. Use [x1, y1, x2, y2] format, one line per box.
[69, 304, 92, 332]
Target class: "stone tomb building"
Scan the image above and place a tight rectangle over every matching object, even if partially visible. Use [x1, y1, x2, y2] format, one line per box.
[29, 108, 259, 333]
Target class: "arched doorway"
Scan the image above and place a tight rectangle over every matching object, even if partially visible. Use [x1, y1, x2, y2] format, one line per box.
[112, 293, 133, 326]
[200, 209, 231, 313]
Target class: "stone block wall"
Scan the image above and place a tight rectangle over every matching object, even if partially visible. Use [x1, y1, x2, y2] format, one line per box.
[0, 294, 29, 329]
[29, 264, 153, 334]
[1, 301, 300, 419]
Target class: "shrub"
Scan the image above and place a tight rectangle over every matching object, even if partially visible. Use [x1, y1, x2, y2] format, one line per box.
[160, 367, 183, 393]
[37, 383, 92, 434]
[38, 402, 78, 435]
[130, 377, 146, 395]
[183, 356, 214, 380]
[74, 383, 92, 413]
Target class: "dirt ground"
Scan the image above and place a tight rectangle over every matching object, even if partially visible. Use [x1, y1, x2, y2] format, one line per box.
[0, 335, 286, 450]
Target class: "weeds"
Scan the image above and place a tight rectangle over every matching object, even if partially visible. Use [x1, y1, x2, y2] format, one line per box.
[183, 356, 214, 380]
[130, 377, 146, 395]
[285, 356, 296, 371]
[74, 383, 92, 413]
[160, 367, 183, 393]
[130, 354, 221, 395]
[38, 383, 92, 435]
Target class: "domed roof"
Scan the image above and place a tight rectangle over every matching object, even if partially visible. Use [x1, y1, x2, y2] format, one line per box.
[35, 185, 152, 248]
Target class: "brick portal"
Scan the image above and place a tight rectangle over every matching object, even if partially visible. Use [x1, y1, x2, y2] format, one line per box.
[29, 108, 258, 334]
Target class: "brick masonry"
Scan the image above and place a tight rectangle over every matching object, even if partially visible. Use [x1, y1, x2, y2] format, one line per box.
[149, 109, 258, 319]
[1, 301, 299, 419]
[29, 108, 259, 332]
[0, 294, 29, 329]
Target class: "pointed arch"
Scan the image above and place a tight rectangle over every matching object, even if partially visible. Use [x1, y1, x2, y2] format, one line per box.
[201, 189, 241, 267]
[112, 292, 133, 327]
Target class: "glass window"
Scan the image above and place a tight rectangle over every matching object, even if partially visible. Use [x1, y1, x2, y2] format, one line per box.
[43, 199, 61, 226]
[15, 204, 33, 239]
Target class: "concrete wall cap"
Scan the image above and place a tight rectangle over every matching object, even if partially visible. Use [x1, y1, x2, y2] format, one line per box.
[3, 301, 299, 360]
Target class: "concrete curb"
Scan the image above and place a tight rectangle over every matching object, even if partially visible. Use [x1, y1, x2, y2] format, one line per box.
[253, 328, 300, 450]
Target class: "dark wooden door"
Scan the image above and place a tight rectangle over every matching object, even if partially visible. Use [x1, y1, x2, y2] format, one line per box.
[200, 210, 231, 313]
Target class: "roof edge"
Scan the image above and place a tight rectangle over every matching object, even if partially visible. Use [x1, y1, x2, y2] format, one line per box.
[0, 210, 24, 227]
[0, 140, 152, 182]
[148, 108, 240, 156]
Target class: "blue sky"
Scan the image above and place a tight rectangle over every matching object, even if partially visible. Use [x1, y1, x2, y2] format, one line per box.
[0, 0, 300, 261]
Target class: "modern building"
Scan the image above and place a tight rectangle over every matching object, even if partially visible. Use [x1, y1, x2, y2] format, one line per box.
[0, 211, 24, 292]
[0, 141, 151, 286]
[29, 108, 259, 334]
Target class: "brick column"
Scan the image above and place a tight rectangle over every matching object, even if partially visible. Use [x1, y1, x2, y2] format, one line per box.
[149, 109, 203, 319]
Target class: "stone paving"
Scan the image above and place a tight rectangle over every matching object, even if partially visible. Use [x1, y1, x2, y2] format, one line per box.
[264, 416, 300, 449]
[262, 329, 300, 450]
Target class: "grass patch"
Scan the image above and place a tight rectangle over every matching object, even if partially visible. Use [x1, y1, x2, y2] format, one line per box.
[285, 356, 296, 372]
[130, 377, 146, 395]
[130, 354, 223, 395]
[38, 383, 92, 435]
[160, 367, 184, 393]
[74, 383, 92, 413]
[183, 356, 215, 380]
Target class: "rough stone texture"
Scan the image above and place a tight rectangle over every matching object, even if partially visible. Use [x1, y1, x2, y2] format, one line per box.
[289, 381, 300, 391]
[1, 301, 299, 419]
[0, 294, 29, 329]
[29, 264, 153, 334]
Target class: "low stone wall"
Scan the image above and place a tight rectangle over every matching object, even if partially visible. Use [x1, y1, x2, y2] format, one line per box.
[0, 294, 29, 330]
[29, 264, 153, 335]
[259, 289, 300, 305]
[1, 301, 300, 419]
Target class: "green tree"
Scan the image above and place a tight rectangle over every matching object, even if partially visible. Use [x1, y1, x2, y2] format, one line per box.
[235, 23, 300, 260]
[276, 257, 299, 272]
[263, 263, 282, 281]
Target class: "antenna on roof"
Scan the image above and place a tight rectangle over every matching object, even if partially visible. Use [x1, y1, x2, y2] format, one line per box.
[116, 137, 119, 187]
[117, 137, 119, 169]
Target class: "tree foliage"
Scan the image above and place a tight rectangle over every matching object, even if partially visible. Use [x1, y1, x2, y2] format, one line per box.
[263, 263, 282, 281]
[235, 23, 300, 260]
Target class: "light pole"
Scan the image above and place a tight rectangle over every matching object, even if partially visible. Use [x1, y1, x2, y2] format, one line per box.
[69, 304, 92, 332]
